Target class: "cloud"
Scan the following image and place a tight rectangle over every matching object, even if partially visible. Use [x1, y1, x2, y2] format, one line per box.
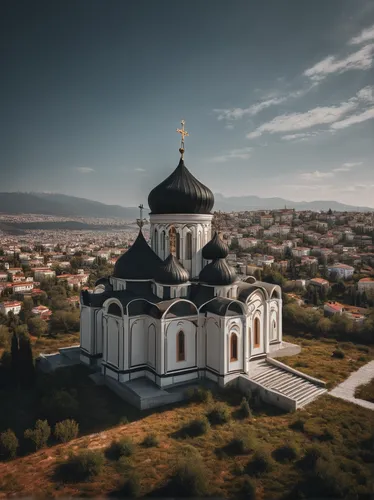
[209, 147, 252, 163]
[303, 43, 374, 81]
[134, 168, 146, 172]
[299, 170, 335, 181]
[214, 97, 287, 122]
[356, 85, 374, 102]
[349, 23, 374, 45]
[281, 132, 318, 141]
[330, 106, 374, 130]
[333, 162, 363, 172]
[246, 86, 373, 139]
[246, 100, 357, 139]
[75, 167, 94, 173]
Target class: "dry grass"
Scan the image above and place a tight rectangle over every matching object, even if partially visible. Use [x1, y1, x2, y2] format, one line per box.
[31, 332, 80, 355]
[1, 333, 373, 498]
[355, 377, 374, 403]
[281, 333, 374, 388]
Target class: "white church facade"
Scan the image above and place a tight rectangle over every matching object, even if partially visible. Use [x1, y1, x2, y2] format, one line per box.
[79, 122, 283, 390]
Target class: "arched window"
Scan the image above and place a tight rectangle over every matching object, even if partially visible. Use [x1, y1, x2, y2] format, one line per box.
[230, 333, 238, 361]
[254, 318, 260, 348]
[169, 226, 176, 256]
[177, 331, 185, 361]
[272, 319, 277, 340]
[176, 232, 181, 259]
[108, 303, 122, 317]
[185, 232, 192, 260]
[161, 230, 166, 257]
[154, 228, 158, 254]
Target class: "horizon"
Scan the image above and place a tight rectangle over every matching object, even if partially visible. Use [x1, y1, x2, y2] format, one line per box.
[1, 0, 374, 207]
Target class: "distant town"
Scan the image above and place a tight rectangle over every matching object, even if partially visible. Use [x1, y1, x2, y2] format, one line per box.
[1, 208, 374, 330]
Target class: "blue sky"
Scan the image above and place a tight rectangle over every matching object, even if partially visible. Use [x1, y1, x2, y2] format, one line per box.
[1, 0, 374, 207]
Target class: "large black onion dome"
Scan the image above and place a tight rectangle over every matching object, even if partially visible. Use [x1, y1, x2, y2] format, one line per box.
[154, 254, 190, 284]
[148, 158, 214, 214]
[113, 230, 162, 280]
[202, 231, 229, 260]
[199, 259, 237, 286]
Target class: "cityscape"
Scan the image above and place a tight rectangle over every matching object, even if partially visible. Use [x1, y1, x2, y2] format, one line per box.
[1, 0, 374, 498]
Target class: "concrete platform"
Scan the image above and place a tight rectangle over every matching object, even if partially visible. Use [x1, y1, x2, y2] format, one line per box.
[268, 341, 301, 358]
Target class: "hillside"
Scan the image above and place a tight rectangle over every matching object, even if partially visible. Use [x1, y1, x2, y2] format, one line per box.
[0, 193, 144, 219]
[213, 193, 374, 212]
[0, 192, 373, 218]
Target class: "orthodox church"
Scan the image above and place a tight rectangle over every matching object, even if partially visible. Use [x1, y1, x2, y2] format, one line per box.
[79, 121, 284, 392]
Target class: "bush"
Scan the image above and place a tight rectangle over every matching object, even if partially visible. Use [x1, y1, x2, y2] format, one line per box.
[228, 429, 256, 455]
[248, 449, 273, 476]
[180, 417, 210, 438]
[239, 397, 252, 418]
[54, 419, 79, 443]
[171, 457, 208, 497]
[118, 473, 141, 497]
[24, 420, 51, 450]
[289, 417, 305, 432]
[273, 444, 299, 463]
[332, 349, 345, 359]
[300, 444, 331, 470]
[185, 386, 213, 403]
[42, 389, 79, 423]
[241, 476, 257, 499]
[107, 437, 134, 459]
[0, 429, 18, 459]
[119, 416, 129, 425]
[206, 403, 231, 425]
[142, 433, 159, 448]
[0, 325, 10, 349]
[58, 450, 105, 482]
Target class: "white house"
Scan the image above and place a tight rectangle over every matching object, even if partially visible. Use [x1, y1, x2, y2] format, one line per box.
[358, 278, 374, 294]
[328, 263, 354, 280]
[0, 301, 22, 315]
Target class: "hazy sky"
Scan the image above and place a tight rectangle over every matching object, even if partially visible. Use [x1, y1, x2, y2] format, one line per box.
[1, 0, 374, 207]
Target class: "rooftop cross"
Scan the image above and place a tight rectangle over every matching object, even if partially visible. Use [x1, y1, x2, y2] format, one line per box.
[176, 119, 189, 159]
[136, 203, 147, 228]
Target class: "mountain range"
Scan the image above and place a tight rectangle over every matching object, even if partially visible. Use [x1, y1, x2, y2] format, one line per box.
[0, 192, 373, 218]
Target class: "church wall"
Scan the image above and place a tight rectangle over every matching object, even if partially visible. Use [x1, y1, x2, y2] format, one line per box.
[129, 317, 147, 367]
[80, 305, 92, 353]
[205, 315, 221, 373]
[164, 318, 197, 373]
[106, 316, 122, 368]
[247, 291, 266, 357]
[95, 308, 104, 354]
[226, 318, 244, 373]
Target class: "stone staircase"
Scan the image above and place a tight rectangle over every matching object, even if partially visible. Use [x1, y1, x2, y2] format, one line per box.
[248, 359, 327, 410]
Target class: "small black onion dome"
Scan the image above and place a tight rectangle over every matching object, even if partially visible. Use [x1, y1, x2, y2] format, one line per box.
[113, 230, 162, 280]
[199, 259, 237, 286]
[154, 254, 190, 284]
[148, 158, 214, 214]
[202, 231, 229, 260]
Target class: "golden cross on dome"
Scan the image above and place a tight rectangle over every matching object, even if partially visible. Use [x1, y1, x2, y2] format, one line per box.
[176, 119, 189, 159]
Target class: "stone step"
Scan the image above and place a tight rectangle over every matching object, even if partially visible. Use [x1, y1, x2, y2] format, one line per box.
[264, 372, 294, 388]
[269, 374, 300, 392]
[297, 388, 327, 408]
[276, 378, 308, 395]
[251, 368, 284, 384]
[286, 383, 317, 400]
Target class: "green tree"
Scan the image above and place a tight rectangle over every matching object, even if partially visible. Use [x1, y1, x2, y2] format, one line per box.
[54, 419, 79, 443]
[27, 317, 48, 338]
[0, 325, 10, 348]
[18, 335, 35, 389]
[0, 429, 19, 459]
[10, 332, 19, 386]
[24, 420, 51, 450]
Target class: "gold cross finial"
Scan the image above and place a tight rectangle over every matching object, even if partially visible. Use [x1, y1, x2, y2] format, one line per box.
[176, 119, 189, 159]
[136, 203, 147, 228]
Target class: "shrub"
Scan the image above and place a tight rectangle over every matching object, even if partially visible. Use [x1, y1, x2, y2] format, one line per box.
[185, 386, 213, 403]
[241, 476, 257, 499]
[142, 433, 159, 448]
[239, 397, 252, 418]
[273, 444, 299, 463]
[206, 403, 231, 425]
[24, 420, 51, 450]
[118, 472, 141, 497]
[119, 416, 129, 425]
[171, 457, 208, 497]
[58, 450, 105, 482]
[0, 429, 18, 459]
[357, 345, 370, 353]
[300, 444, 331, 470]
[248, 449, 273, 476]
[228, 429, 256, 455]
[332, 349, 345, 359]
[54, 419, 79, 443]
[107, 437, 134, 460]
[41, 389, 79, 423]
[180, 417, 210, 438]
